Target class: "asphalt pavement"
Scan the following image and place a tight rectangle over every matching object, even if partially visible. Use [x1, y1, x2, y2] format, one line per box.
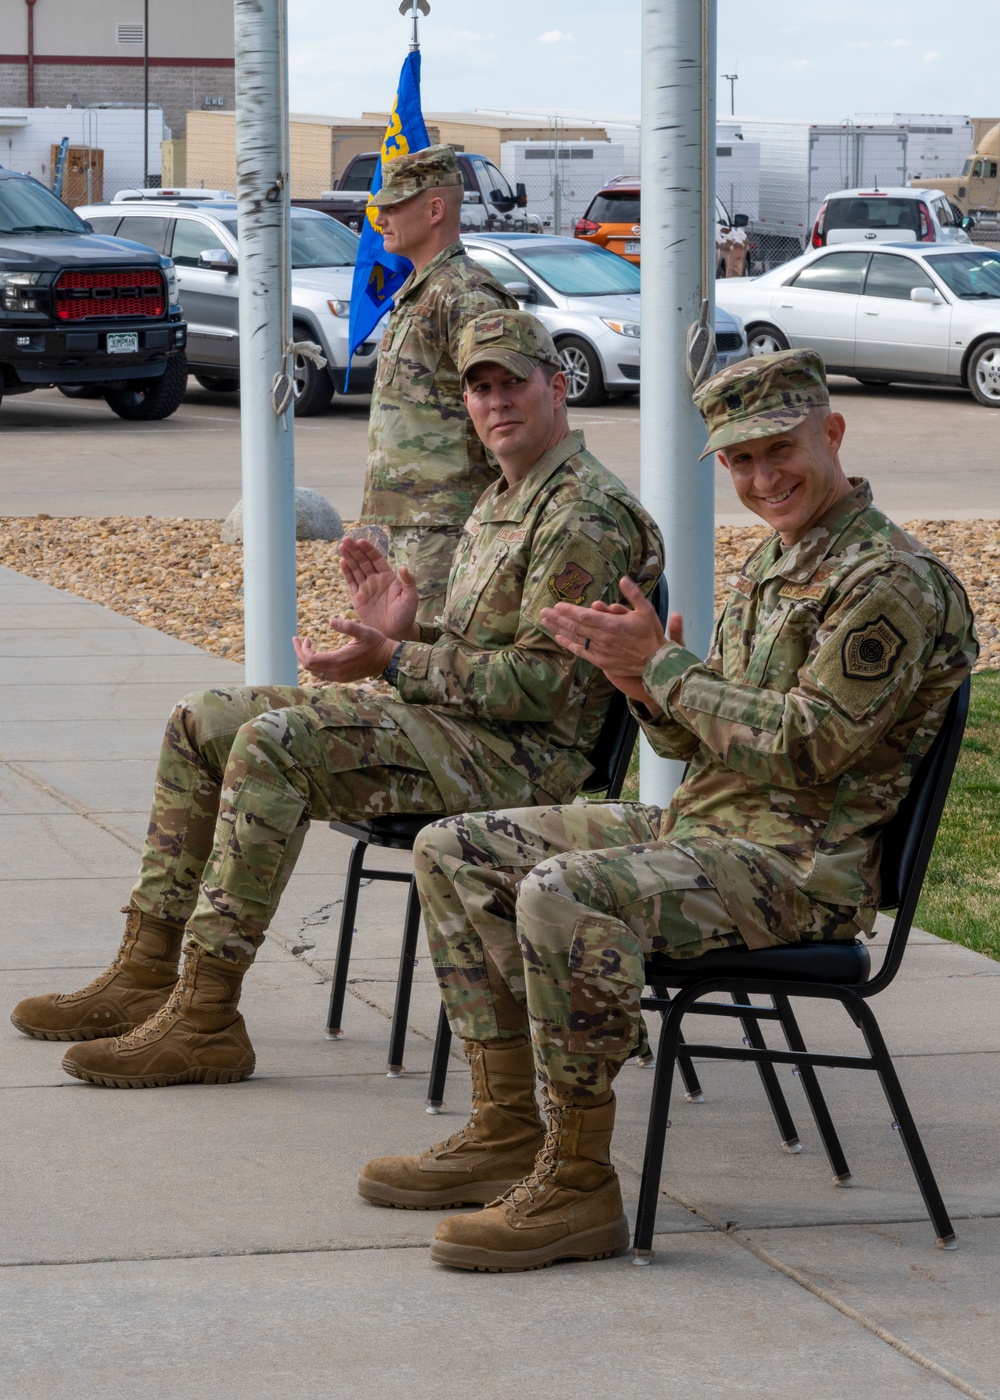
[1, 374, 998, 522]
[2, 568, 999, 1399]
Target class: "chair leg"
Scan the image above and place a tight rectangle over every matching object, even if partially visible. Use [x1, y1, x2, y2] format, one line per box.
[633, 999, 684, 1261]
[848, 994, 956, 1248]
[386, 876, 422, 1077]
[425, 1001, 453, 1113]
[772, 992, 852, 1183]
[732, 986, 801, 1153]
[325, 838, 366, 1039]
[648, 984, 704, 1102]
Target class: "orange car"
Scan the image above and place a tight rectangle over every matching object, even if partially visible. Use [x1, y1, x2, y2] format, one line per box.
[574, 179, 752, 276]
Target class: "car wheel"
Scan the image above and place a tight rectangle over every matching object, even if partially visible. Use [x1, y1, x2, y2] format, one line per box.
[194, 373, 240, 393]
[58, 384, 105, 399]
[746, 324, 790, 356]
[104, 353, 189, 422]
[557, 336, 606, 408]
[292, 323, 334, 416]
[967, 337, 1000, 408]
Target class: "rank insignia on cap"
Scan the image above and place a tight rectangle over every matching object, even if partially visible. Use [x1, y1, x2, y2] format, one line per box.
[474, 315, 506, 343]
[548, 561, 595, 604]
[841, 616, 906, 680]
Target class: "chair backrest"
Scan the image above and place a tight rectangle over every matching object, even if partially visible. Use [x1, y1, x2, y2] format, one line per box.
[582, 573, 669, 798]
[869, 675, 970, 990]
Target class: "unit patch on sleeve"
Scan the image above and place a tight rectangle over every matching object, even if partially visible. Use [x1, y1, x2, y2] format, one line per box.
[841, 615, 906, 680]
[548, 561, 595, 604]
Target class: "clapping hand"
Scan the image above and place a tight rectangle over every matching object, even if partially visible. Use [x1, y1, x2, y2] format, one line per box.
[293, 619, 397, 685]
[338, 536, 419, 641]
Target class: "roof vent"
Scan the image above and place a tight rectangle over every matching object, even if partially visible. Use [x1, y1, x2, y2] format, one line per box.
[116, 22, 144, 44]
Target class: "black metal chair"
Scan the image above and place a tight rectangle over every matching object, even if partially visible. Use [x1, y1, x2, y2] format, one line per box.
[631, 676, 971, 1262]
[326, 574, 669, 1080]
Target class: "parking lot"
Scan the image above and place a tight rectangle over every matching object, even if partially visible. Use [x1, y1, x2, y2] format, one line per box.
[2, 375, 998, 523]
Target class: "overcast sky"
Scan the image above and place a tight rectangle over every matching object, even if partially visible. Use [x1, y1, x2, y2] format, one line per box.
[287, 0, 999, 127]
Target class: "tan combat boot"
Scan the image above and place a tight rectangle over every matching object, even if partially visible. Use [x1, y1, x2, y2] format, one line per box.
[358, 1037, 545, 1209]
[429, 1091, 630, 1271]
[10, 906, 185, 1042]
[60, 943, 255, 1088]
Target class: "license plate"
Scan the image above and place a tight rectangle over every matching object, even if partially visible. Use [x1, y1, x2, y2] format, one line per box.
[624, 241, 641, 254]
[107, 332, 139, 354]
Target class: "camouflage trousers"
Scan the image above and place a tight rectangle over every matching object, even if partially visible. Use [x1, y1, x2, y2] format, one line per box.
[130, 685, 537, 961]
[414, 803, 859, 1102]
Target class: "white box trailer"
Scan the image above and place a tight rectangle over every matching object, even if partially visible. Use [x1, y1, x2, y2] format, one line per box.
[501, 140, 625, 236]
[732, 119, 909, 266]
[857, 113, 973, 182]
[717, 122, 760, 222]
[0, 106, 164, 198]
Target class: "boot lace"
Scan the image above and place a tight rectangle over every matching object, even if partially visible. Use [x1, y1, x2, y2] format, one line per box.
[62, 907, 139, 1000]
[114, 952, 194, 1048]
[430, 1080, 483, 1155]
[486, 1099, 566, 1211]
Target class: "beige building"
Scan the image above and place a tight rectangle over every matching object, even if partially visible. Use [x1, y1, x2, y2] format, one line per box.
[362, 111, 609, 167]
[0, 0, 234, 138]
[181, 110, 442, 197]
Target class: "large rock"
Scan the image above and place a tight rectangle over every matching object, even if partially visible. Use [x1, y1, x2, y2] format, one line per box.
[221, 488, 344, 544]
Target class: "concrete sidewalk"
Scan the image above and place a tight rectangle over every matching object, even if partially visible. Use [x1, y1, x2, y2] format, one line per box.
[1, 565, 998, 1400]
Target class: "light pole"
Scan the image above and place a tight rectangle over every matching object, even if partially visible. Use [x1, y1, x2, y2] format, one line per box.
[143, 0, 149, 187]
[722, 70, 737, 117]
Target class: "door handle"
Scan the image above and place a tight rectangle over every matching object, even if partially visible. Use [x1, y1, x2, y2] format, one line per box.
[864, 311, 879, 317]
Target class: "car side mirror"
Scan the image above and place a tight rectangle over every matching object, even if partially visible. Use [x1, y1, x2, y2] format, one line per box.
[733, 213, 750, 228]
[910, 286, 945, 305]
[505, 281, 534, 302]
[516, 181, 528, 209]
[961, 215, 976, 231]
[198, 248, 237, 273]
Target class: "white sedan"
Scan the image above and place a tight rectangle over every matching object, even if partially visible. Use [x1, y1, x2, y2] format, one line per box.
[716, 242, 1000, 407]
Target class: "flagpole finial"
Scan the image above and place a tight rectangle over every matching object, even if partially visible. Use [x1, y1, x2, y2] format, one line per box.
[399, 0, 429, 51]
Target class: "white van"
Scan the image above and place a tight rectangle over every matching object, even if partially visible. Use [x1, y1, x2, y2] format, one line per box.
[810, 187, 973, 249]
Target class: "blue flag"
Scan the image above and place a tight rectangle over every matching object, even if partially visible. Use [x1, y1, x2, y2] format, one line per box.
[346, 51, 430, 376]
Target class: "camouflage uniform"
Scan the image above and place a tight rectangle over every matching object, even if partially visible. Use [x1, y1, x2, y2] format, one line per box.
[415, 350, 978, 1102]
[132, 424, 663, 962]
[360, 146, 516, 624]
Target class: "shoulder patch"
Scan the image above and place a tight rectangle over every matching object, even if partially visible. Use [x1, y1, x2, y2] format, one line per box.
[841, 615, 906, 680]
[548, 561, 595, 604]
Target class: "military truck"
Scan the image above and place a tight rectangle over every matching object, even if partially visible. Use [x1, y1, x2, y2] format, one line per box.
[911, 122, 1000, 226]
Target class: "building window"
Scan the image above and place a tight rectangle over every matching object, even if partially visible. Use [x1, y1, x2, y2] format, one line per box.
[117, 22, 144, 44]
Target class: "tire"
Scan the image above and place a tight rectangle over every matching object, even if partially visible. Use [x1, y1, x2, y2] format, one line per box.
[104, 353, 189, 421]
[194, 373, 240, 393]
[966, 337, 1000, 408]
[58, 384, 105, 399]
[292, 323, 334, 416]
[557, 336, 606, 408]
[746, 324, 790, 357]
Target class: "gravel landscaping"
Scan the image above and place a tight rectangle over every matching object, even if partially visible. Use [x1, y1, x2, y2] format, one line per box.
[1, 514, 997, 673]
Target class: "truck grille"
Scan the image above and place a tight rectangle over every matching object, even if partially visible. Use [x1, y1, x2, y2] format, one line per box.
[54, 269, 165, 322]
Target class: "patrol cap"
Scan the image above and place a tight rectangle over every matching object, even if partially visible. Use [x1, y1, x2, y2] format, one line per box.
[367, 144, 463, 210]
[457, 310, 563, 383]
[693, 348, 830, 459]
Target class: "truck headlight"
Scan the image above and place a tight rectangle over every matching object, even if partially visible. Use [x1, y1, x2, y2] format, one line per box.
[0, 270, 42, 313]
[601, 318, 640, 339]
[162, 260, 180, 305]
[327, 299, 350, 317]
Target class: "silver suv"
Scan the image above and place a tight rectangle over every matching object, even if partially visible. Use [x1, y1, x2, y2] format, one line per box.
[76, 194, 378, 413]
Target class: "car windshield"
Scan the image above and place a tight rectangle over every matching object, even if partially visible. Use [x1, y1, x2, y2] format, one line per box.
[218, 212, 358, 267]
[515, 244, 641, 296]
[0, 175, 85, 235]
[925, 251, 1000, 299]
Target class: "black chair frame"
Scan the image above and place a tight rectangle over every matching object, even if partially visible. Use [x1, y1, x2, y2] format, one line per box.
[632, 676, 970, 1261]
[326, 575, 669, 1080]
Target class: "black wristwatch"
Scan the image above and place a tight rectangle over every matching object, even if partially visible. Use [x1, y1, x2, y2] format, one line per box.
[382, 642, 405, 687]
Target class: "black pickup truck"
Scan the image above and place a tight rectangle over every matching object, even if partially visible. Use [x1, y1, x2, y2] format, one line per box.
[0, 166, 188, 419]
[293, 149, 543, 235]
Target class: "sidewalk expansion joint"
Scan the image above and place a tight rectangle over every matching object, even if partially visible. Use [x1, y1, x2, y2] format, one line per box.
[3, 760, 143, 857]
[0, 1238, 431, 1271]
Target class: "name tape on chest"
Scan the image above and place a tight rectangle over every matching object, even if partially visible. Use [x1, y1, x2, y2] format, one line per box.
[496, 526, 528, 544]
[728, 574, 755, 598]
[841, 615, 906, 681]
[779, 582, 828, 601]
